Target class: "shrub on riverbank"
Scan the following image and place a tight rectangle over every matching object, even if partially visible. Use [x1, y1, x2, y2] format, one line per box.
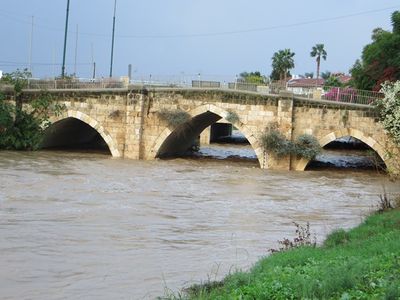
[0, 69, 65, 150]
[168, 207, 400, 299]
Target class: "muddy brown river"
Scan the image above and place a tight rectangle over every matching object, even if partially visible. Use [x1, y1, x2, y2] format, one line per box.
[0, 150, 399, 299]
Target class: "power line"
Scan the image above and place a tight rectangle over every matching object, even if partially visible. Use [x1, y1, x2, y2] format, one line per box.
[0, 5, 399, 39]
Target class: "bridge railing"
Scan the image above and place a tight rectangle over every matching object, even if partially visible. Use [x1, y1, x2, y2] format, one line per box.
[6, 75, 384, 105]
[25, 78, 127, 90]
[284, 83, 383, 105]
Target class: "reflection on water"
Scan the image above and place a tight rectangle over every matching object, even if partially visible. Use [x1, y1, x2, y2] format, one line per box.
[0, 149, 399, 299]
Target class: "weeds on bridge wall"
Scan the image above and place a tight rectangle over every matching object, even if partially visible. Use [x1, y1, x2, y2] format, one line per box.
[261, 128, 321, 160]
[225, 110, 240, 124]
[157, 108, 191, 128]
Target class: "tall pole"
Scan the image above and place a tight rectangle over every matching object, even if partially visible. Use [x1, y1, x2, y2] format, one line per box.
[109, 0, 117, 78]
[61, 0, 71, 78]
[74, 24, 79, 76]
[28, 16, 34, 75]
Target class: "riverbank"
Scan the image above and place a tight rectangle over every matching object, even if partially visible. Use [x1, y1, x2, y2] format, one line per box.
[170, 206, 400, 299]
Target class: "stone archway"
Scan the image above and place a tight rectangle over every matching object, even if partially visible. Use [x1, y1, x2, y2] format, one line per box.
[295, 128, 388, 171]
[151, 104, 265, 167]
[48, 110, 121, 157]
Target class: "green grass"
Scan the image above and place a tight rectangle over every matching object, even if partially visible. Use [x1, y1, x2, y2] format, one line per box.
[168, 209, 400, 300]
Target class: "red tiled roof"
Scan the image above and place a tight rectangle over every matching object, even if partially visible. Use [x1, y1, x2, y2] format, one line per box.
[287, 78, 325, 87]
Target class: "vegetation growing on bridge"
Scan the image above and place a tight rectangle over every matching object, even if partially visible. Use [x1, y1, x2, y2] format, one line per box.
[0, 69, 65, 150]
[261, 128, 321, 160]
[157, 108, 191, 128]
[167, 200, 400, 299]
[224, 110, 240, 124]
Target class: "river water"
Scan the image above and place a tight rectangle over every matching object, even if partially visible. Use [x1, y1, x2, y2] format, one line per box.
[0, 150, 399, 299]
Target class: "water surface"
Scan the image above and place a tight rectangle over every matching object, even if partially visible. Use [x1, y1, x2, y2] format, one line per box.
[0, 151, 398, 299]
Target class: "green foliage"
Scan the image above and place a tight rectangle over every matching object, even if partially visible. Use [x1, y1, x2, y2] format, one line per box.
[169, 209, 400, 300]
[293, 134, 322, 160]
[261, 130, 321, 160]
[157, 108, 191, 127]
[0, 70, 65, 150]
[310, 43, 327, 80]
[303, 72, 314, 79]
[350, 11, 400, 91]
[375, 81, 400, 145]
[0, 68, 31, 95]
[324, 76, 343, 88]
[238, 71, 266, 84]
[271, 49, 295, 81]
[321, 71, 332, 80]
[261, 129, 293, 157]
[323, 229, 350, 248]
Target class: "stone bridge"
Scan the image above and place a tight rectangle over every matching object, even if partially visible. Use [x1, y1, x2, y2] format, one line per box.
[14, 87, 400, 172]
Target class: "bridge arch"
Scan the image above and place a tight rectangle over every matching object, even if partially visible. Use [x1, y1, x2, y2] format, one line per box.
[151, 104, 265, 167]
[45, 110, 121, 157]
[295, 128, 387, 171]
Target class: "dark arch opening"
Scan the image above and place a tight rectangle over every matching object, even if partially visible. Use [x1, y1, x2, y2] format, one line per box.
[156, 111, 258, 165]
[157, 111, 221, 158]
[305, 136, 386, 171]
[40, 118, 111, 155]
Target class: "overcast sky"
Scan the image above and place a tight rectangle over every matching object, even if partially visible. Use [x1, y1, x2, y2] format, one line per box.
[0, 0, 399, 81]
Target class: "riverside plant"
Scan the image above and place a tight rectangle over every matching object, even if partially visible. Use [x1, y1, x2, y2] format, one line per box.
[261, 129, 321, 160]
[269, 222, 316, 253]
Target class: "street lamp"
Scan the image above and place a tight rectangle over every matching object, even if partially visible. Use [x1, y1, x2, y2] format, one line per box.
[61, 0, 70, 78]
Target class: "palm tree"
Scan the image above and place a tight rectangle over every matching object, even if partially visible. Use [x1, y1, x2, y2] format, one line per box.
[271, 49, 295, 82]
[310, 44, 327, 81]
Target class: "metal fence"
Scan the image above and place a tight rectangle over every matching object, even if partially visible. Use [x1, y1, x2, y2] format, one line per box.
[1, 76, 384, 106]
[25, 78, 126, 90]
[191, 80, 220, 88]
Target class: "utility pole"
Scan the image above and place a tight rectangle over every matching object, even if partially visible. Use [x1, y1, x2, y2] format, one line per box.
[61, 0, 71, 78]
[28, 16, 34, 75]
[74, 24, 79, 77]
[109, 0, 117, 78]
[91, 42, 96, 79]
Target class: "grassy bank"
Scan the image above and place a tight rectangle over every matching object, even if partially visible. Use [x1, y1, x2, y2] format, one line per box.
[168, 208, 400, 299]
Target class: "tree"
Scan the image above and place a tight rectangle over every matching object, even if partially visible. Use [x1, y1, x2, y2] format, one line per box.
[324, 76, 343, 88]
[0, 70, 65, 150]
[310, 44, 327, 81]
[271, 49, 295, 81]
[321, 71, 332, 80]
[350, 11, 400, 91]
[304, 72, 314, 79]
[238, 71, 266, 84]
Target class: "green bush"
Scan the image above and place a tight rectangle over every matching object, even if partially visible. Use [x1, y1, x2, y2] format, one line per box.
[260, 129, 293, 157]
[0, 69, 65, 150]
[376, 81, 400, 146]
[293, 134, 321, 160]
[261, 130, 321, 160]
